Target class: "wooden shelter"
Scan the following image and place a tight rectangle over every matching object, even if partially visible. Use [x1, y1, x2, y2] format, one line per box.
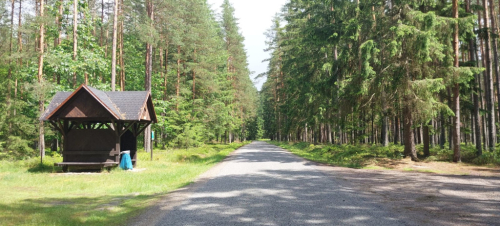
[40, 84, 157, 171]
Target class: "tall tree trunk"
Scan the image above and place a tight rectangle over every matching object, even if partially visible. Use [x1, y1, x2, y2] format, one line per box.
[14, 0, 22, 119]
[423, 122, 430, 157]
[328, 123, 332, 144]
[304, 123, 308, 142]
[467, 0, 483, 155]
[319, 123, 324, 143]
[38, 0, 45, 163]
[56, 0, 62, 84]
[474, 69, 483, 155]
[403, 101, 418, 161]
[100, 0, 104, 47]
[439, 108, 445, 149]
[105, 19, 109, 60]
[160, 46, 164, 95]
[73, 0, 78, 87]
[381, 113, 388, 146]
[119, 0, 125, 91]
[144, 0, 153, 153]
[432, 120, 437, 147]
[193, 49, 196, 101]
[111, 0, 118, 91]
[448, 89, 453, 151]
[452, 0, 461, 162]
[176, 45, 181, 111]
[394, 115, 400, 144]
[54, 0, 59, 47]
[482, 0, 497, 151]
[163, 47, 169, 100]
[7, 0, 15, 134]
[416, 127, 421, 144]
[18, 0, 23, 66]
[478, 0, 489, 150]
[489, 0, 500, 122]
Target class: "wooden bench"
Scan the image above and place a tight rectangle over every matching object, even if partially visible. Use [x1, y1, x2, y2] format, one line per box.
[55, 162, 119, 172]
[62, 151, 120, 156]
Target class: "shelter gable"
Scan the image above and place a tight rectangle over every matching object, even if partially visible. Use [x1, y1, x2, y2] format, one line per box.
[52, 89, 116, 120]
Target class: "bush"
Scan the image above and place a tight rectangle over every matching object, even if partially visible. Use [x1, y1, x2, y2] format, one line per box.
[471, 150, 500, 165]
[1, 136, 36, 160]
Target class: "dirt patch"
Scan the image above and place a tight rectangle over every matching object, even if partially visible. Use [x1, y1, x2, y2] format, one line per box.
[365, 157, 500, 177]
[96, 198, 123, 211]
[315, 163, 500, 226]
[44, 200, 75, 207]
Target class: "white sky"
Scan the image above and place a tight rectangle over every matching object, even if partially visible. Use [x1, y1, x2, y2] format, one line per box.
[207, 0, 288, 91]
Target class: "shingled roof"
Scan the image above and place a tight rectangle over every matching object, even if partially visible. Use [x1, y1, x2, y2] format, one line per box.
[40, 84, 157, 122]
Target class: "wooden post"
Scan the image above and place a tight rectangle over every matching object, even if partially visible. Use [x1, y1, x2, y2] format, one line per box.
[115, 122, 121, 163]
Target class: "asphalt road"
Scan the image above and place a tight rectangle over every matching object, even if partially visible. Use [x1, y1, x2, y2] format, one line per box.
[145, 141, 410, 226]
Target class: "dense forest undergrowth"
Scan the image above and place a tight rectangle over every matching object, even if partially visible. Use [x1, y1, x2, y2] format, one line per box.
[270, 141, 500, 179]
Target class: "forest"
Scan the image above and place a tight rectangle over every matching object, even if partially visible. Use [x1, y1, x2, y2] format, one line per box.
[1, 0, 500, 165]
[261, 0, 500, 163]
[0, 0, 261, 159]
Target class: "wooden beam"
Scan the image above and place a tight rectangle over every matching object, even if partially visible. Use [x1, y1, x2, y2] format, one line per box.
[132, 123, 139, 136]
[50, 121, 65, 135]
[115, 122, 121, 163]
[57, 121, 67, 135]
[119, 122, 136, 137]
[54, 162, 119, 166]
[136, 122, 152, 136]
[109, 120, 116, 131]
[62, 151, 119, 156]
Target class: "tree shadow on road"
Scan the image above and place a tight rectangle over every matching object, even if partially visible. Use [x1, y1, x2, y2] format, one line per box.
[316, 165, 500, 226]
[156, 142, 500, 226]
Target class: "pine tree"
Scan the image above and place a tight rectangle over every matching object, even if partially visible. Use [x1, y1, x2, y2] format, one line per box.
[38, 0, 46, 162]
[111, 0, 118, 91]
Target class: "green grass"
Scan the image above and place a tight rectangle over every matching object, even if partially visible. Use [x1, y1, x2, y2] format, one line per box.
[422, 144, 500, 166]
[0, 142, 248, 226]
[269, 141, 404, 168]
[269, 141, 500, 168]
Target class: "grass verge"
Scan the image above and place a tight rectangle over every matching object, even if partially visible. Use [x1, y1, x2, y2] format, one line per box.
[269, 141, 500, 169]
[0, 142, 248, 226]
[268, 141, 404, 168]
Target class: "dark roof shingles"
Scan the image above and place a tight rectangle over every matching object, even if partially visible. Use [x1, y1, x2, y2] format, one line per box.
[106, 91, 149, 120]
[39, 92, 72, 120]
[86, 86, 122, 119]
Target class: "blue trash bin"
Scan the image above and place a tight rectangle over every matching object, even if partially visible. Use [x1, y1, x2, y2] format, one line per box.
[120, 150, 133, 170]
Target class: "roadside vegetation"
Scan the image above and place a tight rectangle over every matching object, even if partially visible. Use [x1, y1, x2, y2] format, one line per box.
[270, 141, 500, 172]
[261, 0, 500, 165]
[0, 142, 247, 226]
